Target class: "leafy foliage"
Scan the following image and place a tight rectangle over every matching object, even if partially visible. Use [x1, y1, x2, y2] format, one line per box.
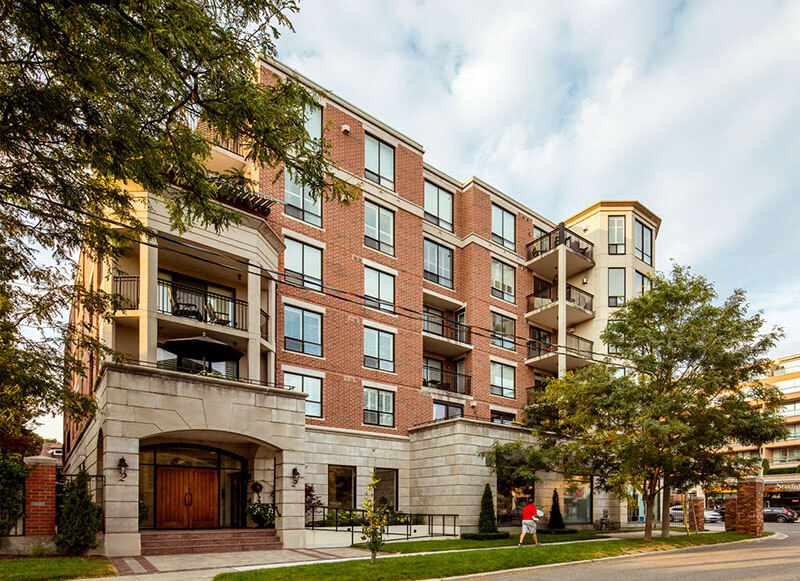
[478, 440, 549, 497]
[361, 471, 388, 564]
[0, 458, 29, 537]
[478, 483, 498, 534]
[54, 470, 101, 555]
[526, 264, 786, 539]
[548, 489, 565, 530]
[0, 0, 357, 437]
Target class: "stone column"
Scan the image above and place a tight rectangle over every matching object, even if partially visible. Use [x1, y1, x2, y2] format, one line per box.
[23, 456, 58, 537]
[247, 268, 261, 382]
[138, 243, 158, 363]
[557, 238, 567, 378]
[102, 434, 141, 556]
[737, 477, 764, 536]
[275, 449, 306, 548]
[724, 497, 738, 532]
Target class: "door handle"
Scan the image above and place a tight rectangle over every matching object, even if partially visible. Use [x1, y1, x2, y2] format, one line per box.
[187, 492, 193, 506]
[184, 492, 189, 506]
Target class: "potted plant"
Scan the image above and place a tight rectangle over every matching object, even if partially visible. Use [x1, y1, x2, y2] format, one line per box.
[246, 481, 276, 528]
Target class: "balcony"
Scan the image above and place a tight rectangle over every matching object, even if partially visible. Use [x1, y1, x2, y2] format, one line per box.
[422, 366, 472, 396]
[525, 333, 593, 374]
[524, 284, 594, 329]
[422, 314, 473, 357]
[206, 128, 246, 174]
[157, 279, 247, 330]
[524, 223, 594, 278]
[113, 275, 140, 309]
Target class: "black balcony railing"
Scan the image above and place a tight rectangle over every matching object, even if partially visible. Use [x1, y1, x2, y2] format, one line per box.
[422, 313, 471, 344]
[565, 284, 594, 312]
[157, 279, 248, 330]
[526, 223, 594, 261]
[422, 366, 472, 395]
[565, 333, 593, 359]
[112, 275, 140, 309]
[260, 309, 269, 341]
[527, 339, 556, 359]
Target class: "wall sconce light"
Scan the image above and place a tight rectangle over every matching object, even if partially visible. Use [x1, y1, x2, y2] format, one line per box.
[117, 456, 129, 481]
[291, 467, 300, 487]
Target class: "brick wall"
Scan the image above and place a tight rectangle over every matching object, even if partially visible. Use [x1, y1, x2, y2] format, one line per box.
[725, 496, 738, 532]
[724, 478, 765, 536]
[23, 456, 58, 536]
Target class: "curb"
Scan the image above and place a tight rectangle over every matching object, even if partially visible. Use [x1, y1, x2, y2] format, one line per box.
[436, 532, 785, 580]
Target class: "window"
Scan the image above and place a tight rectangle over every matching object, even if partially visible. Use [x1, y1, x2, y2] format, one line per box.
[563, 475, 593, 523]
[365, 134, 394, 190]
[374, 468, 398, 510]
[328, 465, 355, 509]
[423, 239, 453, 288]
[528, 326, 552, 358]
[491, 259, 515, 302]
[284, 238, 322, 291]
[284, 171, 322, 226]
[491, 204, 515, 250]
[635, 271, 651, 297]
[491, 410, 516, 425]
[364, 200, 394, 255]
[422, 356, 443, 385]
[491, 361, 515, 398]
[364, 327, 394, 372]
[608, 216, 625, 254]
[422, 305, 444, 336]
[364, 267, 394, 312]
[364, 387, 394, 426]
[424, 181, 453, 231]
[634, 220, 652, 265]
[284, 372, 322, 417]
[157, 345, 238, 379]
[284, 305, 322, 356]
[434, 401, 463, 421]
[305, 105, 322, 143]
[609, 268, 625, 307]
[491, 312, 516, 351]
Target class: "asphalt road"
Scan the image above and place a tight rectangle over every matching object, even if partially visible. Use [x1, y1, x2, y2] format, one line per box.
[462, 523, 800, 581]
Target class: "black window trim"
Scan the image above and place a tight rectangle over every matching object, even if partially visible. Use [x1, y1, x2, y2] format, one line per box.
[433, 400, 464, 421]
[634, 219, 653, 265]
[364, 133, 395, 190]
[284, 371, 323, 418]
[284, 170, 322, 227]
[491, 203, 516, 250]
[364, 199, 395, 256]
[283, 304, 323, 356]
[284, 237, 323, 291]
[490, 360, 516, 399]
[423, 238, 454, 289]
[423, 180, 454, 232]
[364, 386, 395, 427]
[364, 265, 395, 313]
[363, 326, 395, 372]
[491, 258, 516, 303]
[608, 267, 626, 308]
[608, 215, 625, 255]
[491, 311, 516, 351]
[490, 410, 516, 425]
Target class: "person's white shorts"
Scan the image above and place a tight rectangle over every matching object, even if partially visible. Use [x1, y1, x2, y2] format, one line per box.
[522, 519, 537, 534]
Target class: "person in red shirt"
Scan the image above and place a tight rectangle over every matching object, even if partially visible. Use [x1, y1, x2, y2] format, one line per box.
[519, 501, 539, 546]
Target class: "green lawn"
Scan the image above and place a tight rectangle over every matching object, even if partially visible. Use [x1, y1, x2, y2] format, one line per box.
[215, 532, 755, 581]
[0, 556, 116, 581]
[358, 530, 608, 553]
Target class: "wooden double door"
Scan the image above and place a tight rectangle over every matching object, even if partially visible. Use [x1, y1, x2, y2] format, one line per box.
[156, 467, 218, 528]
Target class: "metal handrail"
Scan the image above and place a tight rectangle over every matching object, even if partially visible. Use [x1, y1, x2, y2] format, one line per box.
[565, 284, 594, 311]
[112, 275, 140, 309]
[157, 279, 248, 331]
[526, 284, 594, 313]
[422, 313, 471, 344]
[565, 333, 593, 358]
[526, 223, 595, 261]
[422, 366, 472, 395]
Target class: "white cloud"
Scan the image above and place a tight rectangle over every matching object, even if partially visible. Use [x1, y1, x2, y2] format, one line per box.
[277, 0, 800, 356]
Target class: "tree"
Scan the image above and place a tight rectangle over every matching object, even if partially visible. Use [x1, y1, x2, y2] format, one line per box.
[548, 489, 565, 530]
[54, 470, 101, 555]
[0, 0, 357, 437]
[361, 470, 388, 564]
[526, 264, 787, 540]
[479, 440, 549, 499]
[478, 483, 498, 534]
[0, 458, 29, 538]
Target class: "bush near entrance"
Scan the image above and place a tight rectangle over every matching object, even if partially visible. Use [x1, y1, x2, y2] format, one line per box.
[478, 483, 498, 534]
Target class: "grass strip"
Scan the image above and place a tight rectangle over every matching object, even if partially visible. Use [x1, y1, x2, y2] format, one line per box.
[0, 556, 116, 581]
[215, 532, 754, 581]
[358, 530, 607, 554]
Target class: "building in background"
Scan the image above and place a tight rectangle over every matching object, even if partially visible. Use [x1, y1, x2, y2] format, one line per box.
[62, 58, 661, 556]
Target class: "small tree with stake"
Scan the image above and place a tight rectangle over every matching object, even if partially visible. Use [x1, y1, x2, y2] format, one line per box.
[361, 470, 388, 564]
[478, 483, 498, 533]
[548, 489, 565, 530]
[54, 470, 100, 555]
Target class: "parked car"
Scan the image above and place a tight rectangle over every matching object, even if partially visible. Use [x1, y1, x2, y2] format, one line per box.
[764, 506, 798, 523]
[704, 509, 723, 523]
[669, 505, 721, 523]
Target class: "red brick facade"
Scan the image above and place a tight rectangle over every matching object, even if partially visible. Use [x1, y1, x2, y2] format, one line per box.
[724, 478, 764, 536]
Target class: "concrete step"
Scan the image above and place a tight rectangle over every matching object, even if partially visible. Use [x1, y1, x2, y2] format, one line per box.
[139, 529, 282, 555]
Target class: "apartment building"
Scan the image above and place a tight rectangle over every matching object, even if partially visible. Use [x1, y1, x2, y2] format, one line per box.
[63, 58, 661, 556]
[727, 353, 800, 510]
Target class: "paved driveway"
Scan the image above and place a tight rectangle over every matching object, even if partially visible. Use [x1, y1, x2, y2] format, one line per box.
[461, 523, 800, 581]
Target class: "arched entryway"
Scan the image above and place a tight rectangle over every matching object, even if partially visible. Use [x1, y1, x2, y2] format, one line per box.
[138, 443, 247, 529]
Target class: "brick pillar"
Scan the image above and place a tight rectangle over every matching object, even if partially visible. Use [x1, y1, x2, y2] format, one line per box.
[690, 497, 705, 531]
[725, 497, 738, 532]
[23, 455, 59, 536]
[737, 477, 764, 536]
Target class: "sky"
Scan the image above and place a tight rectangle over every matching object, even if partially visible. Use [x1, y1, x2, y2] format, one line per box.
[34, 0, 800, 441]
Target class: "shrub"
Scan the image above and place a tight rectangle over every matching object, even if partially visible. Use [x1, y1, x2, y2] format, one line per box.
[548, 489, 565, 530]
[54, 470, 101, 555]
[0, 458, 29, 538]
[478, 483, 498, 534]
[460, 532, 510, 540]
[31, 544, 47, 557]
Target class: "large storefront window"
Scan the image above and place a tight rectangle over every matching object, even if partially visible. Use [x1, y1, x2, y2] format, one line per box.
[563, 476, 592, 523]
[374, 468, 398, 511]
[328, 465, 356, 509]
[496, 469, 534, 525]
